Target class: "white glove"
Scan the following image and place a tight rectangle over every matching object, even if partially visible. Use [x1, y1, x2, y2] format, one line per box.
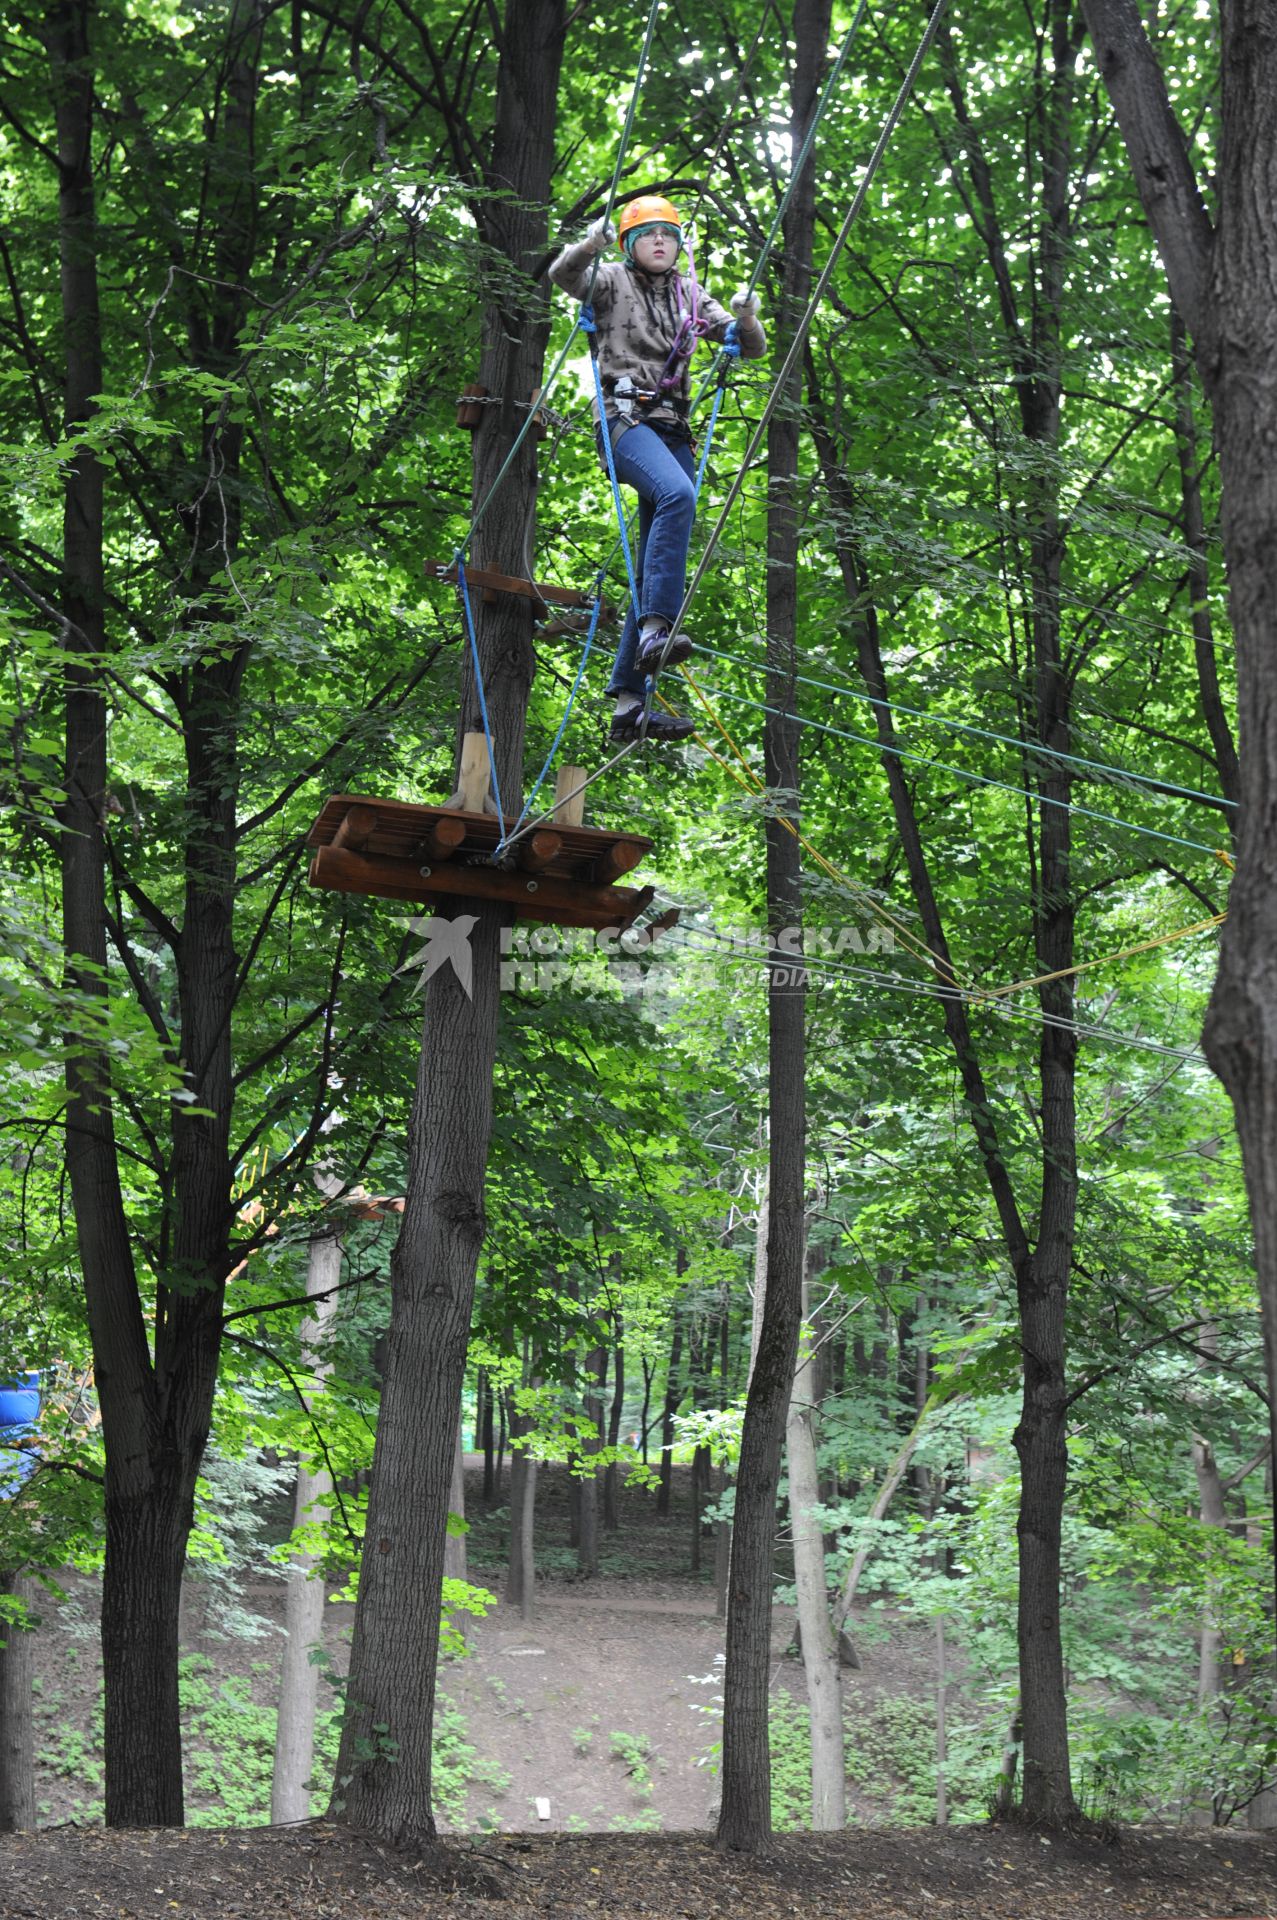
[585, 215, 616, 253]
[730, 288, 761, 323]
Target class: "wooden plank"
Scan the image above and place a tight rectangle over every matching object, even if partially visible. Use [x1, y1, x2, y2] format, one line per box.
[425, 562, 597, 612]
[305, 793, 652, 882]
[553, 766, 586, 828]
[310, 844, 652, 931]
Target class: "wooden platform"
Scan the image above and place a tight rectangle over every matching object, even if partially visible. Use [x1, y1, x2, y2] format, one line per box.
[306, 794, 655, 931]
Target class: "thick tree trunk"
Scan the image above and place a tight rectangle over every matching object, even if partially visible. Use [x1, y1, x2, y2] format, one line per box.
[0, 1572, 36, 1832]
[716, 0, 826, 1852]
[332, 0, 562, 1844]
[786, 1251, 845, 1829]
[1081, 0, 1277, 1684]
[272, 1232, 341, 1824]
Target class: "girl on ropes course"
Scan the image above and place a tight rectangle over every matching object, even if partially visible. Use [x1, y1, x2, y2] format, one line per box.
[549, 194, 765, 743]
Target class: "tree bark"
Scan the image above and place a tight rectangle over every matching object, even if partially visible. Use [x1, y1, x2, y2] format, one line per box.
[331, 0, 562, 1844]
[656, 1317, 683, 1520]
[0, 1573, 36, 1832]
[506, 1384, 535, 1616]
[45, 0, 254, 1827]
[786, 1249, 845, 1829]
[1081, 0, 1277, 1684]
[604, 1321, 624, 1532]
[716, 0, 826, 1852]
[272, 1231, 341, 1824]
[577, 1344, 603, 1578]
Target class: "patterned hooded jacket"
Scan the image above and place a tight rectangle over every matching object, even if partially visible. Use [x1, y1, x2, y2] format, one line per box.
[548, 239, 766, 432]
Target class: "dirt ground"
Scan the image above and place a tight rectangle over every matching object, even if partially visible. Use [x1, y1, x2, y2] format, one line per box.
[8, 1460, 1277, 1916]
[1, 1820, 1275, 1919]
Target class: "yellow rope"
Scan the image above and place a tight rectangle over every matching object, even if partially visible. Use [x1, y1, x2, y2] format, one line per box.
[983, 912, 1227, 1001]
[662, 669, 1230, 1016]
[668, 667, 960, 984]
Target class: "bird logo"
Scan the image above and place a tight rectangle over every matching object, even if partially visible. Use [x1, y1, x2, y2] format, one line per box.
[399, 913, 480, 999]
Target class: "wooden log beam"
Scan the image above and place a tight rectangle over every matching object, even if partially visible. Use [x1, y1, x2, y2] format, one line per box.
[588, 840, 645, 888]
[517, 829, 563, 873]
[331, 804, 380, 852]
[419, 816, 468, 861]
[309, 843, 652, 931]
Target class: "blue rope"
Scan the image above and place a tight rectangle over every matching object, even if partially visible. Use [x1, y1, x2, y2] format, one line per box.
[581, 306, 642, 631]
[455, 551, 505, 825]
[498, 579, 606, 850]
[692, 323, 739, 502]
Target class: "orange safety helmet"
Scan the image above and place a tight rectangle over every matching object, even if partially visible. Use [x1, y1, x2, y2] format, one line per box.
[618, 195, 683, 252]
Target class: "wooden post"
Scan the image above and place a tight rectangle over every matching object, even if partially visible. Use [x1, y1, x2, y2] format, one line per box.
[456, 383, 487, 430]
[553, 765, 586, 828]
[447, 731, 500, 816]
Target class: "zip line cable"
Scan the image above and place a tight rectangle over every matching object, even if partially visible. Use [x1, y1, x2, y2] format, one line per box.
[657, 920, 1210, 1066]
[657, 0, 951, 661]
[681, 677, 1228, 860]
[458, 0, 663, 561]
[665, 664, 1227, 1005]
[693, 640, 1238, 815]
[498, 0, 953, 858]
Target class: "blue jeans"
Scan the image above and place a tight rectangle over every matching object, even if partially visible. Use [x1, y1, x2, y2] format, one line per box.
[602, 421, 697, 698]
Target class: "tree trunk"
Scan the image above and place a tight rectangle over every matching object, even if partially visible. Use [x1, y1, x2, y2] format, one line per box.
[45, 0, 246, 1828]
[506, 1388, 535, 1616]
[0, 1572, 36, 1832]
[272, 1232, 341, 1824]
[443, 1416, 467, 1588]
[657, 1306, 685, 1519]
[578, 1345, 603, 1578]
[331, 0, 562, 1844]
[786, 1249, 845, 1829]
[716, 0, 826, 1852]
[1081, 0, 1277, 1686]
[482, 1373, 495, 1504]
[604, 1322, 624, 1532]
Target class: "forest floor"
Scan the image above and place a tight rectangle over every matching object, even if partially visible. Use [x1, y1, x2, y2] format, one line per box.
[4, 1461, 1275, 1917]
[2, 1819, 1275, 1918]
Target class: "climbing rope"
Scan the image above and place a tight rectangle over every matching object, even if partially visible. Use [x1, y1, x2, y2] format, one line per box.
[693, 641, 1238, 816]
[677, 676, 1230, 860]
[500, 578, 607, 848]
[661, 0, 951, 659]
[456, 556, 505, 825]
[491, 0, 956, 861]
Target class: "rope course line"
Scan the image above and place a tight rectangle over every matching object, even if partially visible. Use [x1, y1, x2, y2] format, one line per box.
[668, 669, 961, 981]
[984, 912, 1226, 1001]
[496, 0, 954, 861]
[501, 577, 606, 846]
[658, 922, 1209, 1066]
[660, 0, 951, 657]
[693, 641, 1239, 814]
[683, 676, 1229, 859]
[671, 664, 1227, 1013]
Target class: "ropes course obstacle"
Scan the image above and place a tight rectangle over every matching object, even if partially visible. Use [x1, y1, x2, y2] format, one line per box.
[304, 0, 1225, 1033]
